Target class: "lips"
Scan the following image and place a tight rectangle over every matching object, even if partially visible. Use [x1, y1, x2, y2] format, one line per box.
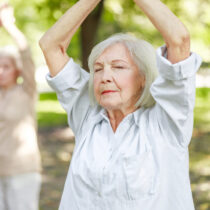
[101, 90, 119, 95]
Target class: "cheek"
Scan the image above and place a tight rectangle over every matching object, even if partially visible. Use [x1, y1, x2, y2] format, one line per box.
[93, 76, 100, 99]
[3, 70, 12, 78]
[8, 69, 17, 79]
[118, 74, 137, 90]
[121, 74, 143, 94]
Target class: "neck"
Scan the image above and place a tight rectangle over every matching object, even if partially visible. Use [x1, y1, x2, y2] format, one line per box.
[107, 106, 137, 132]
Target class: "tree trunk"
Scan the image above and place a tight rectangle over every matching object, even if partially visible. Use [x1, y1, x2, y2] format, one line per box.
[81, 0, 104, 72]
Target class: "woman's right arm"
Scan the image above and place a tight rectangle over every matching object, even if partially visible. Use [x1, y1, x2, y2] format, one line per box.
[39, 0, 101, 77]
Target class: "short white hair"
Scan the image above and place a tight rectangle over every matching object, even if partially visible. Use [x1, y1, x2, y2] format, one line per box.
[0, 45, 22, 70]
[88, 33, 158, 108]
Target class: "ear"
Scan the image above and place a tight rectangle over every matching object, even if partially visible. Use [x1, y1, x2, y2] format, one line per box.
[142, 76, 145, 88]
[139, 74, 145, 89]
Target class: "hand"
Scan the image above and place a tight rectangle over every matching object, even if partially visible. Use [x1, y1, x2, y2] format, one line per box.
[0, 3, 16, 28]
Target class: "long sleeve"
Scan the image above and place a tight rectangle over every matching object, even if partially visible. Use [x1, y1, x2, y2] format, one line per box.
[150, 46, 202, 148]
[46, 58, 91, 138]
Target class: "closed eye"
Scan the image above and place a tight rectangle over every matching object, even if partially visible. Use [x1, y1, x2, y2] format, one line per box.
[94, 68, 103, 72]
[113, 66, 125, 69]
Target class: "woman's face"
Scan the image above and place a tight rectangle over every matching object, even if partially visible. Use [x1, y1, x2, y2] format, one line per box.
[93, 43, 145, 112]
[0, 56, 18, 89]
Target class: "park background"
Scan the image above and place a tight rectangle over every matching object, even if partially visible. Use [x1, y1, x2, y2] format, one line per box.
[1, 0, 210, 209]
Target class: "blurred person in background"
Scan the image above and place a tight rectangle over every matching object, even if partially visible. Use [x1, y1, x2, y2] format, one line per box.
[0, 3, 41, 210]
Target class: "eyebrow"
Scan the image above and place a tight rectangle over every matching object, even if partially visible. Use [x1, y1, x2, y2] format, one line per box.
[111, 60, 128, 65]
[94, 62, 103, 66]
[94, 59, 128, 66]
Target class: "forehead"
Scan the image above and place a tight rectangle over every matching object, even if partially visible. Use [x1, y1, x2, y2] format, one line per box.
[0, 56, 16, 67]
[95, 43, 133, 64]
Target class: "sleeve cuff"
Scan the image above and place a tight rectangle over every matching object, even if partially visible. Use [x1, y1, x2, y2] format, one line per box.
[156, 46, 202, 80]
[46, 58, 89, 93]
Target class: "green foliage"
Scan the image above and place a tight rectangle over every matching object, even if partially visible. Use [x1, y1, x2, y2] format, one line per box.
[196, 87, 210, 99]
[1, 0, 209, 65]
[194, 88, 210, 132]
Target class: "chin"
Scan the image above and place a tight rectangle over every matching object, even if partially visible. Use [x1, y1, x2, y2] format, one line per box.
[100, 102, 121, 110]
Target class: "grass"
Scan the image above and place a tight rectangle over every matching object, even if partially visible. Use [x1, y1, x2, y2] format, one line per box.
[36, 92, 67, 128]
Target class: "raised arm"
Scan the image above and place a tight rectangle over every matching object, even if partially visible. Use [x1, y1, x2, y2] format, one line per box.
[39, 0, 101, 77]
[134, 0, 190, 63]
[0, 3, 36, 96]
[0, 3, 28, 51]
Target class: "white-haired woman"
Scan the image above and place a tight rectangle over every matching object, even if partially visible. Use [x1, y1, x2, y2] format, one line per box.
[0, 4, 41, 210]
[39, 0, 202, 209]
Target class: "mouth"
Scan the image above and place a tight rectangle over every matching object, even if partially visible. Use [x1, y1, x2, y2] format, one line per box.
[101, 90, 119, 95]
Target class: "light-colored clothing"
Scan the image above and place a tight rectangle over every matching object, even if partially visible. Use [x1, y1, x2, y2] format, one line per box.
[0, 48, 41, 176]
[0, 172, 41, 210]
[47, 46, 202, 210]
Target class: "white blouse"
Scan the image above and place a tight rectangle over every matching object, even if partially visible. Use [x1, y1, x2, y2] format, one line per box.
[46, 46, 202, 210]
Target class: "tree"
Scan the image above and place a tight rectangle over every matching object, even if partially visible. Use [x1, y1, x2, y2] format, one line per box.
[81, 0, 104, 71]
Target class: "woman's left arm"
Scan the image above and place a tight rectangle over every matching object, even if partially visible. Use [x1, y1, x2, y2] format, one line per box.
[134, 0, 190, 63]
[134, 0, 203, 148]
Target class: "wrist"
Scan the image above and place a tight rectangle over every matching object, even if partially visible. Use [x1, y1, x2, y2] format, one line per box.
[79, 0, 101, 4]
[134, 0, 156, 6]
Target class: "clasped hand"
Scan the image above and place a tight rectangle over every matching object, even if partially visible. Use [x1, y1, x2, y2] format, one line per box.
[0, 3, 15, 28]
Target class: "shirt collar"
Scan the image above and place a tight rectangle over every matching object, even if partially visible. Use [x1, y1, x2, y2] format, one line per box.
[98, 106, 145, 126]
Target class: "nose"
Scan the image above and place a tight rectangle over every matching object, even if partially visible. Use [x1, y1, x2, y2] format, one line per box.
[101, 68, 112, 83]
[0, 68, 3, 75]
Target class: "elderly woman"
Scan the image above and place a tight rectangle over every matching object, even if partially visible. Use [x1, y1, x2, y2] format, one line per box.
[39, 0, 202, 209]
[0, 4, 41, 210]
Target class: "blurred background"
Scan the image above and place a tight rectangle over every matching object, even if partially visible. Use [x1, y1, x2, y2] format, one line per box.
[1, 0, 210, 209]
